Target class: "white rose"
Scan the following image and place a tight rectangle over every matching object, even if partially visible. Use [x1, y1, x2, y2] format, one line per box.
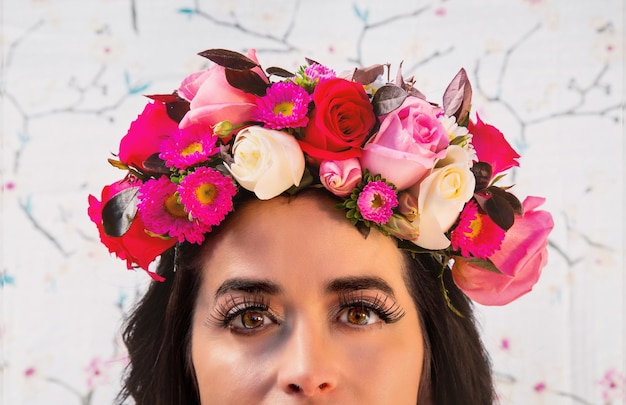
[409, 145, 476, 250]
[227, 126, 305, 200]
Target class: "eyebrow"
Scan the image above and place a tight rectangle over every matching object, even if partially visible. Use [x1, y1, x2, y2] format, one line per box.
[214, 278, 283, 300]
[324, 276, 396, 298]
[213, 275, 396, 300]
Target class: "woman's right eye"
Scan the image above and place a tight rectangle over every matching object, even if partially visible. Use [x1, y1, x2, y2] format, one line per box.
[231, 310, 273, 330]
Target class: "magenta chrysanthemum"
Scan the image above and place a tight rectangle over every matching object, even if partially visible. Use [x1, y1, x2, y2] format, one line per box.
[178, 167, 237, 227]
[159, 124, 218, 170]
[356, 181, 398, 225]
[450, 199, 506, 259]
[304, 63, 336, 83]
[137, 176, 210, 244]
[252, 81, 312, 129]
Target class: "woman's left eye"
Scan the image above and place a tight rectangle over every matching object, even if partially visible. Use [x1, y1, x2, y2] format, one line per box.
[337, 306, 381, 326]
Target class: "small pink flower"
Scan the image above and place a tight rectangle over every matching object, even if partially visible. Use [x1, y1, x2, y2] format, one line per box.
[599, 369, 625, 403]
[178, 167, 237, 227]
[252, 81, 311, 129]
[357, 180, 398, 224]
[534, 382, 547, 393]
[304, 63, 336, 84]
[319, 158, 362, 197]
[450, 199, 505, 259]
[159, 124, 218, 169]
[137, 177, 210, 244]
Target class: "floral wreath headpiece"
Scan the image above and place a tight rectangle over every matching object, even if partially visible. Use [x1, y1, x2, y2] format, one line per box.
[89, 48, 554, 308]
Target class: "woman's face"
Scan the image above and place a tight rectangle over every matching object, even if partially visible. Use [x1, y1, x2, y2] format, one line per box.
[191, 194, 424, 404]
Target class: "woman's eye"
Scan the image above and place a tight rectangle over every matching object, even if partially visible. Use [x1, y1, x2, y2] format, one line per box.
[338, 307, 381, 326]
[230, 310, 274, 330]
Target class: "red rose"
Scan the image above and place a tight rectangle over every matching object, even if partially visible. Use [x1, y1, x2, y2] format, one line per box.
[88, 177, 176, 281]
[118, 101, 179, 172]
[299, 78, 376, 161]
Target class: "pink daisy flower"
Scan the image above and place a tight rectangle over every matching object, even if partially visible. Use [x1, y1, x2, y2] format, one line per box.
[450, 199, 505, 259]
[357, 180, 398, 224]
[252, 81, 311, 129]
[159, 123, 218, 169]
[137, 176, 209, 244]
[304, 63, 336, 83]
[178, 167, 237, 227]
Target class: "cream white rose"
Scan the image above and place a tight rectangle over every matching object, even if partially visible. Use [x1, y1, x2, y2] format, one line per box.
[227, 126, 305, 200]
[409, 145, 476, 250]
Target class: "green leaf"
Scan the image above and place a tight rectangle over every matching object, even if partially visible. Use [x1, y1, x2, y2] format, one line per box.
[458, 257, 503, 274]
[101, 187, 140, 237]
[371, 85, 408, 115]
[197, 48, 259, 70]
[225, 68, 268, 96]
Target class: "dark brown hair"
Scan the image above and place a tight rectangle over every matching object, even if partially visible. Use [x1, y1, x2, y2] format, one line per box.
[117, 192, 495, 404]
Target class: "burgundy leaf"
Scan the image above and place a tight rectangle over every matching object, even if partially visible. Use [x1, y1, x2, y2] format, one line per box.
[443, 68, 472, 122]
[266, 66, 295, 78]
[471, 161, 493, 191]
[143, 153, 171, 175]
[198, 48, 259, 70]
[372, 85, 408, 115]
[352, 64, 385, 85]
[488, 186, 523, 216]
[102, 186, 140, 237]
[166, 99, 190, 123]
[224, 68, 268, 97]
[484, 192, 515, 230]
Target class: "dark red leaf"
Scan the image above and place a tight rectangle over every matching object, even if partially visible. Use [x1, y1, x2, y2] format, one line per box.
[372, 85, 408, 115]
[443, 68, 472, 122]
[146, 93, 182, 103]
[352, 64, 385, 85]
[484, 192, 515, 230]
[225, 68, 268, 96]
[471, 162, 493, 191]
[166, 99, 190, 123]
[266, 66, 295, 78]
[143, 153, 170, 175]
[305, 57, 322, 66]
[198, 48, 259, 70]
[102, 186, 140, 237]
[488, 186, 523, 216]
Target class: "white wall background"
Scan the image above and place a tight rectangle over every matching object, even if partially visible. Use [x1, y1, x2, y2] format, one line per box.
[1, 0, 624, 404]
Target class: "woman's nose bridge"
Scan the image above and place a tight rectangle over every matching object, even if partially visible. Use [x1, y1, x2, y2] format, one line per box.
[277, 311, 339, 394]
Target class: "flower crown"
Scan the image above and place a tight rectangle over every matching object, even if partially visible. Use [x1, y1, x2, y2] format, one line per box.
[88, 48, 554, 307]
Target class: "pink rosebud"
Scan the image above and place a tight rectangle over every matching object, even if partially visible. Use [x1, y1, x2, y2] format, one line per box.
[362, 97, 449, 190]
[468, 114, 520, 176]
[178, 49, 268, 129]
[319, 158, 362, 197]
[451, 196, 554, 305]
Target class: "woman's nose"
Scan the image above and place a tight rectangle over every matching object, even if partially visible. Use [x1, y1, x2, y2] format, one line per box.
[276, 320, 339, 396]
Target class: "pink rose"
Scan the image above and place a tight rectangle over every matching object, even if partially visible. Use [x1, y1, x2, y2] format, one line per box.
[319, 158, 362, 197]
[468, 114, 520, 176]
[88, 177, 176, 280]
[118, 101, 179, 171]
[178, 49, 267, 129]
[362, 97, 449, 190]
[451, 196, 554, 305]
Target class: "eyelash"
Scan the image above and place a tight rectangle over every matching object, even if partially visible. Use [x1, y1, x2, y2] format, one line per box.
[336, 292, 406, 325]
[208, 291, 406, 333]
[210, 294, 279, 330]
